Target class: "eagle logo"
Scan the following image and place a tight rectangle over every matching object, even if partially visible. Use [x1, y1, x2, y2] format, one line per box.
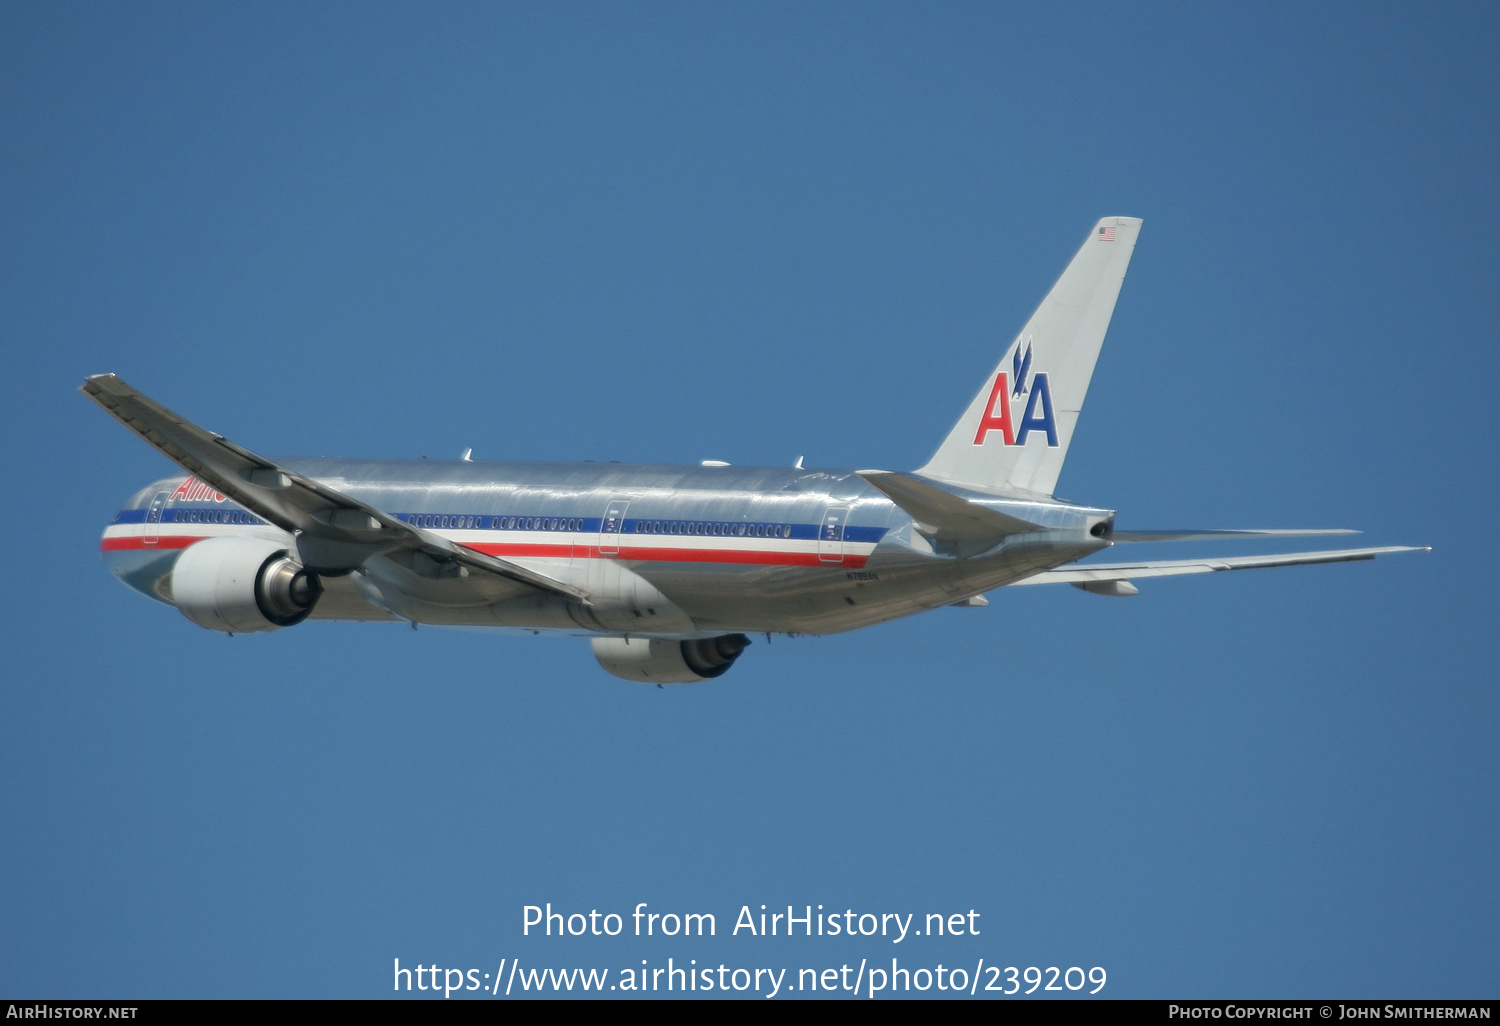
[1011, 338, 1033, 398]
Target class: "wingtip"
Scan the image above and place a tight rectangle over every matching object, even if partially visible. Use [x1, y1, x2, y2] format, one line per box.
[80, 372, 123, 394]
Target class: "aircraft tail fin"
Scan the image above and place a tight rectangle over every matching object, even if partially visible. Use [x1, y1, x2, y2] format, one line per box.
[918, 217, 1142, 496]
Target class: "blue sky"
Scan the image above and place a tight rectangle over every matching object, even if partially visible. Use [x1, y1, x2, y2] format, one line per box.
[1, 2, 1496, 999]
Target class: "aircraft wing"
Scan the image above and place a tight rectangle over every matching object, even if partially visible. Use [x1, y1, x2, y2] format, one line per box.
[81, 373, 586, 601]
[1011, 545, 1428, 586]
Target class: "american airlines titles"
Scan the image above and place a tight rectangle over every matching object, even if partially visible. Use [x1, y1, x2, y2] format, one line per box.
[169, 477, 227, 503]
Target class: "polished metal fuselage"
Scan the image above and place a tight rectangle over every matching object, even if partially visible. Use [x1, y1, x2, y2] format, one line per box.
[101, 459, 1113, 638]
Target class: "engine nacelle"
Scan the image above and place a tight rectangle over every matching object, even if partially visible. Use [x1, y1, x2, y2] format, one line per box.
[170, 537, 323, 633]
[591, 634, 750, 684]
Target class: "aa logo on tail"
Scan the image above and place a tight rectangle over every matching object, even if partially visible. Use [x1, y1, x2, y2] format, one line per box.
[973, 337, 1058, 447]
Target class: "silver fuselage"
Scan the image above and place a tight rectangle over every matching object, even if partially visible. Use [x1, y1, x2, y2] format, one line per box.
[102, 459, 1113, 638]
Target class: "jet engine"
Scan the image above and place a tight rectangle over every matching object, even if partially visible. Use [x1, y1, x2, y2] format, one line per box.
[170, 536, 323, 633]
[590, 634, 750, 684]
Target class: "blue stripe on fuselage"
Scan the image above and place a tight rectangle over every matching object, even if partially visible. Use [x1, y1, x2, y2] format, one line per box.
[112, 507, 269, 526]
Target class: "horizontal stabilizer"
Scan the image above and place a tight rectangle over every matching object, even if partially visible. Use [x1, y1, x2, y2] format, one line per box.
[81, 373, 586, 599]
[1012, 546, 1428, 587]
[858, 470, 1040, 542]
[1111, 528, 1359, 543]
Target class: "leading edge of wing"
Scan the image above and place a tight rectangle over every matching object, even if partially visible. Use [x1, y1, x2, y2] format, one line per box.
[1010, 545, 1430, 585]
[80, 373, 586, 601]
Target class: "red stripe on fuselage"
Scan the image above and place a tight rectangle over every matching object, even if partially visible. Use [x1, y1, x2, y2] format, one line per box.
[101, 535, 203, 551]
[463, 542, 867, 568]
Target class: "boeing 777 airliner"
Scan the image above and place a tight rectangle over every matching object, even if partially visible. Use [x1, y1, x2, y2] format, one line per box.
[85, 217, 1425, 682]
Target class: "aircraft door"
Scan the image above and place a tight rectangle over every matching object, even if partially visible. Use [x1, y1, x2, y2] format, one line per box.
[818, 506, 850, 564]
[143, 490, 169, 547]
[599, 499, 629, 557]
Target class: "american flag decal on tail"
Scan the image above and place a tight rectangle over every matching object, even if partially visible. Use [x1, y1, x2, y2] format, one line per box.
[1097, 225, 1116, 242]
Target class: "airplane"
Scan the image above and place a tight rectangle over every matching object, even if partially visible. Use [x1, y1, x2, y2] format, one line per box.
[84, 217, 1426, 683]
